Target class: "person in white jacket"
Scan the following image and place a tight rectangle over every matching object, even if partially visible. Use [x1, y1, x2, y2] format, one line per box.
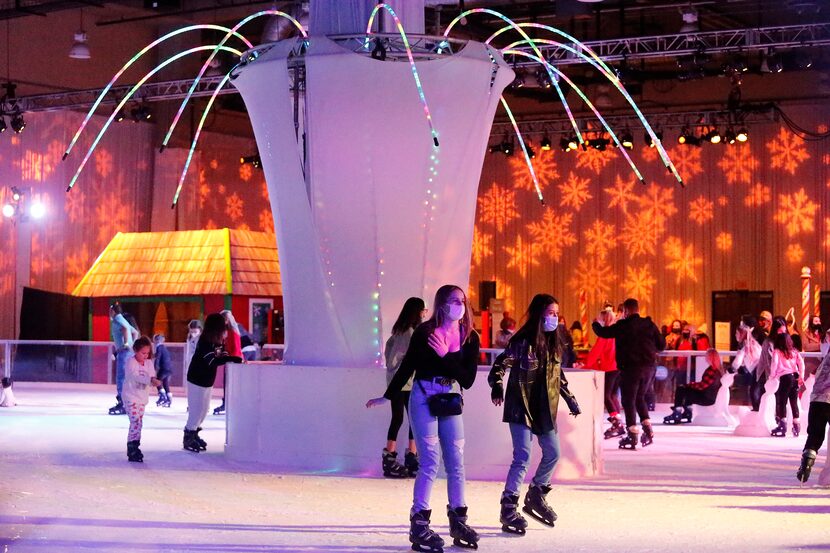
[768, 328, 805, 438]
[123, 336, 161, 463]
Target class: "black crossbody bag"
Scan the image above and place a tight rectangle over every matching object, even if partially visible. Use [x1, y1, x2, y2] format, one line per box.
[417, 379, 463, 417]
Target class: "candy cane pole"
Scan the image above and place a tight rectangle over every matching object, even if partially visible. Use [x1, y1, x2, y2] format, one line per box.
[579, 289, 588, 346]
[814, 284, 821, 318]
[801, 266, 812, 332]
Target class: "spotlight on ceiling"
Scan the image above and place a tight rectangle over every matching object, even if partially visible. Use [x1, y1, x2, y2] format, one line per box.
[11, 186, 22, 201]
[736, 128, 749, 142]
[0, 116, 6, 134]
[589, 137, 609, 151]
[540, 135, 552, 151]
[705, 128, 722, 144]
[240, 154, 262, 168]
[526, 145, 536, 159]
[10, 113, 25, 133]
[620, 129, 634, 150]
[796, 51, 813, 69]
[725, 128, 737, 144]
[644, 130, 663, 148]
[764, 49, 783, 73]
[114, 108, 126, 122]
[69, 31, 91, 59]
[567, 135, 579, 151]
[501, 138, 513, 156]
[510, 68, 526, 89]
[131, 103, 152, 122]
[29, 202, 46, 220]
[2, 204, 14, 218]
[535, 68, 552, 89]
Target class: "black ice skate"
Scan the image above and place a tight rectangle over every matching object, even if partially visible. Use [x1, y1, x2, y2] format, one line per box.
[127, 440, 143, 463]
[522, 484, 557, 527]
[108, 395, 126, 415]
[213, 400, 225, 415]
[404, 450, 419, 477]
[797, 449, 817, 484]
[447, 505, 479, 549]
[409, 509, 444, 553]
[770, 418, 787, 437]
[499, 494, 528, 535]
[161, 392, 172, 408]
[604, 416, 625, 439]
[182, 429, 201, 452]
[679, 407, 693, 423]
[619, 426, 640, 450]
[194, 427, 208, 451]
[663, 409, 682, 424]
[156, 391, 166, 407]
[382, 449, 408, 478]
[792, 419, 801, 437]
[641, 422, 654, 447]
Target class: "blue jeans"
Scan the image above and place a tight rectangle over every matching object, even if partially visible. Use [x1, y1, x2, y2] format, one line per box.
[115, 348, 131, 397]
[409, 380, 466, 513]
[504, 422, 560, 496]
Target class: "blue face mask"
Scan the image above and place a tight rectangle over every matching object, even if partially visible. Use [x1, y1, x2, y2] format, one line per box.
[543, 315, 559, 332]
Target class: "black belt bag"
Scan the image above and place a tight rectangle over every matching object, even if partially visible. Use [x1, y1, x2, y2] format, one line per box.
[417, 379, 463, 417]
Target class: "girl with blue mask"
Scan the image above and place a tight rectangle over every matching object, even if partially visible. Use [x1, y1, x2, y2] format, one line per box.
[488, 294, 580, 535]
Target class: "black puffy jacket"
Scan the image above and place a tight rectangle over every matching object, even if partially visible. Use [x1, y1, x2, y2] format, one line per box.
[592, 314, 666, 371]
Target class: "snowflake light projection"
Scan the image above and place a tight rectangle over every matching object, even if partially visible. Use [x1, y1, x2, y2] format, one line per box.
[773, 188, 818, 238]
[94, 193, 132, 247]
[65, 244, 91, 293]
[716, 232, 733, 252]
[526, 209, 577, 261]
[605, 175, 636, 214]
[239, 163, 254, 182]
[717, 195, 729, 206]
[664, 236, 702, 283]
[63, 187, 85, 223]
[633, 183, 677, 229]
[668, 145, 703, 182]
[95, 149, 114, 178]
[509, 147, 558, 192]
[717, 143, 758, 185]
[583, 219, 616, 261]
[225, 192, 244, 221]
[470, 225, 493, 267]
[558, 171, 593, 210]
[767, 127, 810, 175]
[504, 235, 540, 278]
[259, 209, 275, 234]
[665, 299, 703, 327]
[568, 256, 613, 305]
[622, 265, 656, 304]
[575, 146, 615, 175]
[744, 183, 771, 207]
[478, 182, 519, 233]
[688, 195, 714, 225]
[620, 212, 659, 257]
[640, 145, 659, 164]
[786, 243, 805, 265]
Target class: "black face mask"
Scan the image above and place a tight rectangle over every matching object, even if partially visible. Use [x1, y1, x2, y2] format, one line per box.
[672, 328, 681, 334]
[682, 332, 691, 338]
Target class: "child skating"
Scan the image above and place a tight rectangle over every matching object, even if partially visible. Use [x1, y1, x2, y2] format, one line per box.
[123, 336, 161, 463]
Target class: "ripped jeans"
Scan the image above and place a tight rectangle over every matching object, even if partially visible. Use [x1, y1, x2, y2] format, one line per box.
[410, 379, 466, 513]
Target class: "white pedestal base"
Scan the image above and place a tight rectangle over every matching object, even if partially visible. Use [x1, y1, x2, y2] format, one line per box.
[225, 363, 603, 481]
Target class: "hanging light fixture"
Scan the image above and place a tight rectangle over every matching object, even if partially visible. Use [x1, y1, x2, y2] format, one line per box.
[69, 10, 91, 60]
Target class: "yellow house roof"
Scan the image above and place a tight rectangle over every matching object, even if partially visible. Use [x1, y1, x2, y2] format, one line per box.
[72, 228, 281, 297]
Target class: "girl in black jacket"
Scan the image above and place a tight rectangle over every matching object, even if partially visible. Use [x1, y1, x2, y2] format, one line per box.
[489, 294, 580, 535]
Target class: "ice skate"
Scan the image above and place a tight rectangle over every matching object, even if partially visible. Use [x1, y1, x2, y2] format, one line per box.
[127, 440, 143, 463]
[797, 449, 817, 484]
[0, 377, 17, 407]
[213, 400, 225, 415]
[499, 494, 527, 535]
[447, 505, 479, 549]
[409, 509, 444, 552]
[161, 392, 172, 408]
[663, 408, 683, 425]
[195, 427, 208, 451]
[155, 391, 167, 407]
[522, 484, 557, 527]
[641, 421, 654, 447]
[108, 395, 126, 415]
[770, 418, 787, 437]
[604, 416, 625, 439]
[404, 450, 419, 477]
[618, 426, 640, 450]
[792, 419, 800, 437]
[679, 407, 693, 423]
[182, 429, 201, 452]
[382, 449, 408, 478]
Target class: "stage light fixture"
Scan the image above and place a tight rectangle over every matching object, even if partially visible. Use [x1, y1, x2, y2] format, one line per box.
[567, 136, 579, 151]
[540, 135, 552, 151]
[706, 128, 722, 144]
[0, 116, 6, 134]
[620, 129, 634, 150]
[765, 49, 783, 73]
[736, 128, 748, 142]
[2, 204, 14, 218]
[725, 128, 737, 144]
[559, 137, 570, 152]
[589, 137, 609, 151]
[526, 145, 536, 159]
[131, 104, 152, 122]
[114, 109, 125, 122]
[11, 186, 22, 202]
[500, 139, 513, 156]
[510, 68, 526, 89]
[644, 130, 663, 148]
[535, 68, 552, 89]
[10, 113, 25, 133]
[29, 202, 45, 220]
[678, 127, 690, 144]
[796, 51, 812, 69]
[241, 154, 262, 167]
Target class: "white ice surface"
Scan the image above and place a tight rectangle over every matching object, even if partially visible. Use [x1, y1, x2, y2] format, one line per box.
[1, 382, 828, 553]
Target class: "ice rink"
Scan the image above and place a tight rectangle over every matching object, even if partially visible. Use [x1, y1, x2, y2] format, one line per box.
[1, 382, 828, 553]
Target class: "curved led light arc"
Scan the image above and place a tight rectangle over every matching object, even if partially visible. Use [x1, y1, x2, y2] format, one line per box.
[443, 8, 583, 146]
[66, 45, 243, 192]
[367, 3, 440, 147]
[499, 96, 544, 204]
[63, 25, 252, 159]
[504, 49, 644, 185]
[161, 10, 306, 152]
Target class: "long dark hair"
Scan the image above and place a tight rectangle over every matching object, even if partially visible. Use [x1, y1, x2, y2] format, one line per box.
[200, 313, 228, 347]
[510, 294, 561, 361]
[424, 284, 475, 343]
[392, 297, 425, 335]
[770, 316, 787, 337]
[133, 336, 153, 358]
[773, 330, 795, 359]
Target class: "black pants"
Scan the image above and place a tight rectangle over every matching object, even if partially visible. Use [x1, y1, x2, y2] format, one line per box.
[604, 370, 622, 416]
[387, 390, 413, 442]
[156, 371, 171, 394]
[620, 367, 655, 428]
[804, 401, 830, 452]
[749, 372, 766, 411]
[774, 373, 800, 420]
[673, 386, 715, 409]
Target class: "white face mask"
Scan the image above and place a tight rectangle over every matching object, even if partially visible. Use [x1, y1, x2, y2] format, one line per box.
[445, 303, 465, 321]
[544, 315, 559, 332]
[821, 342, 830, 357]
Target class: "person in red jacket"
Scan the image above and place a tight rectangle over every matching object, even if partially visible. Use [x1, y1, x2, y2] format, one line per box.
[585, 305, 623, 438]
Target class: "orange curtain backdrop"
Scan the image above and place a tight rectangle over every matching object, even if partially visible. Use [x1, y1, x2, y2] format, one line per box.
[472, 105, 830, 332]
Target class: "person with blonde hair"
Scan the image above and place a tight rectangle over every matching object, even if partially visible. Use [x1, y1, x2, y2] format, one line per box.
[663, 349, 724, 424]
